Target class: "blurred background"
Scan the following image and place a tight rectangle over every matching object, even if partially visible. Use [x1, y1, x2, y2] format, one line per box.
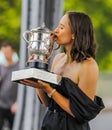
[0, 0, 112, 130]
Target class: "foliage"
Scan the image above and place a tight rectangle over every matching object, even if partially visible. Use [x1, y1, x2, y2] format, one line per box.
[0, 0, 112, 71]
[64, 0, 112, 71]
[0, 0, 21, 51]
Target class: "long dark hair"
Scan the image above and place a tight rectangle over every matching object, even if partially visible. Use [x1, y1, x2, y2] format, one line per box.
[66, 11, 97, 62]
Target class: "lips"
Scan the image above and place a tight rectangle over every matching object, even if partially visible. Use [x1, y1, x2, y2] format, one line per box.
[54, 37, 57, 41]
[54, 34, 58, 41]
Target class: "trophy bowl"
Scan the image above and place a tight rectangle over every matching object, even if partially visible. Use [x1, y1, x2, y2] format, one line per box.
[23, 23, 58, 70]
[11, 23, 61, 85]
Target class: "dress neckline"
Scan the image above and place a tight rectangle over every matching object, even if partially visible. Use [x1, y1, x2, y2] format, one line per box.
[61, 77, 98, 103]
[62, 76, 78, 85]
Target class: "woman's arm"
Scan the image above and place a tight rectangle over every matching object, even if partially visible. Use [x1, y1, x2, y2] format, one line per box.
[21, 79, 50, 107]
[78, 59, 99, 100]
[38, 80, 75, 117]
[36, 88, 50, 106]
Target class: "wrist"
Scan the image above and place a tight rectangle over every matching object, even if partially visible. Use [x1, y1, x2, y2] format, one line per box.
[47, 89, 56, 98]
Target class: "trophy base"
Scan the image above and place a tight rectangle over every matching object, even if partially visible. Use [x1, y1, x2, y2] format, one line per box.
[29, 61, 48, 70]
[11, 68, 62, 85]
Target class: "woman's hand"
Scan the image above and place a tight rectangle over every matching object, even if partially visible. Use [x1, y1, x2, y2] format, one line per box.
[26, 54, 48, 66]
[38, 80, 51, 91]
[38, 80, 56, 96]
[20, 79, 53, 95]
[26, 55, 34, 66]
[20, 79, 42, 88]
[20, 79, 51, 106]
[20, 79, 51, 91]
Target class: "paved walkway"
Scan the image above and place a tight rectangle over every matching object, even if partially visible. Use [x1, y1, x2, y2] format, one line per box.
[90, 111, 112, 130]
[90, 97, 112, 130]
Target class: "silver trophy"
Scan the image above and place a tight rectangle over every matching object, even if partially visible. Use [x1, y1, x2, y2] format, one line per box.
[11, 24, 62, 85]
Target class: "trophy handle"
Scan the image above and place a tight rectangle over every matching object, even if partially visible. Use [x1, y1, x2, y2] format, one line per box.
[23, 30, 32, 43]
[53, 44, 60, 50]
[46, 44, 60, 60]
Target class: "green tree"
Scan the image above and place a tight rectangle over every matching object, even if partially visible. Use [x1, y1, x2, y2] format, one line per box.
[64, 0, 112, 71]
[0, 0, 112, 71]
[0, 0, 21, 50]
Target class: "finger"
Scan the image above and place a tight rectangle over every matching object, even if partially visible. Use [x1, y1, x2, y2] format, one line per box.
[23, 79, 36, 83]
[29, 55, 34, 60]
[38, 80, 44, 85]
[23, 79, 38, 86]
[20, 80, 42, 88]
[26, 58, 33, 67]
[38, 80, 49, 87]
[26, 55, 34, 64]
[44, 58, 48, 63]
[20, 80, 33, 86]
[20, 81, 28, 85]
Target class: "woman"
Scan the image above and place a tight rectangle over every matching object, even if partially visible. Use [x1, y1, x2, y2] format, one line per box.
[21, 11, 104, 130]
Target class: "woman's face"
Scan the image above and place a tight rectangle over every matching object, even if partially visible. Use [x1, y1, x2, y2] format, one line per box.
[54, 14, 74, 45]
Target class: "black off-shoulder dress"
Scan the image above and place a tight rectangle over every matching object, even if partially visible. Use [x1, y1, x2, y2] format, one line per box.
[41, 77, 105, 130]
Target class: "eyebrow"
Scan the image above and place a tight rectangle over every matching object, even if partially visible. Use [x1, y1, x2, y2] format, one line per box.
[59, 23, 65, 27]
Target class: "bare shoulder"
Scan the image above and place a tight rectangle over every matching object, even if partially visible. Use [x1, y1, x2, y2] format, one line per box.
[80, 58, 99, 75]
[79, 57, 99, 81]
[78, 58, 99, 100]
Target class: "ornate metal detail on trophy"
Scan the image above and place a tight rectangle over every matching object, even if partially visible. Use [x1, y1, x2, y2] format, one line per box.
[11, 24, 61, 85]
